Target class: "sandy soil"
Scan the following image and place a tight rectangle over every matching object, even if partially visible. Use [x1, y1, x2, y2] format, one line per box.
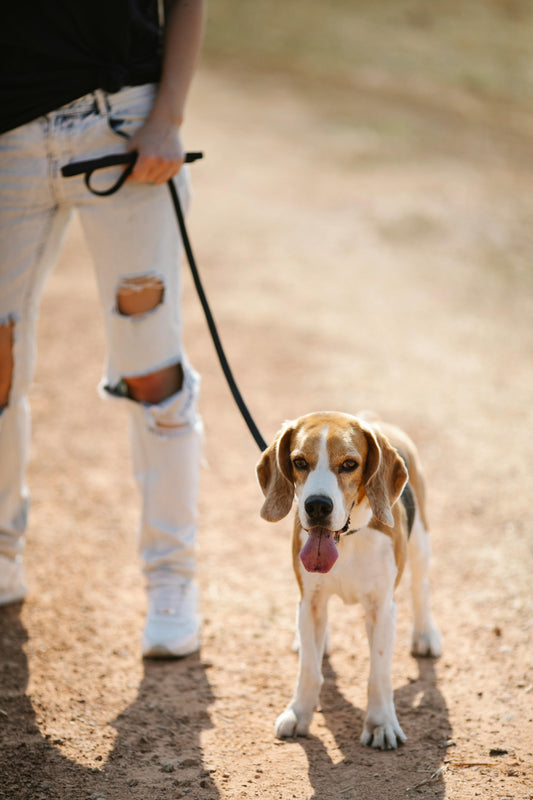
[1, 66, 532, 800]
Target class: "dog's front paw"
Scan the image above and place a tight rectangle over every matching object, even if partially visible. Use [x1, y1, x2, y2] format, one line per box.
[411, 625, 442, 658]
[360, 715, 406, 750]
[275, 707, 311, 739]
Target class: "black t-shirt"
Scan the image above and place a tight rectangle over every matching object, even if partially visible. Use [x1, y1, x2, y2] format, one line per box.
[0, 1, 163, 134]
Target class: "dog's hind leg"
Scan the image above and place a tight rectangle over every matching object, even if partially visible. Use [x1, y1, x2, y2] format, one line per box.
[275, 589, 328, 738]
[408, 512, 442, 657]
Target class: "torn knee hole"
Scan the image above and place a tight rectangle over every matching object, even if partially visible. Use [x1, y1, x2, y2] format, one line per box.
[107, 360, 199, 433]
[0, 317, 15, 410]
[116, 275, 165, 317]
[123, 362, 184, 406]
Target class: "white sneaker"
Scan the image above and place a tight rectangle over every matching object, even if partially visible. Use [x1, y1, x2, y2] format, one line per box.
[142, 578, 201, 658]
[0, 554, 27, 606]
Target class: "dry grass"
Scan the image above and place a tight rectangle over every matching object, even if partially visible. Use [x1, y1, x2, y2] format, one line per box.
[204, 0, 533, 107]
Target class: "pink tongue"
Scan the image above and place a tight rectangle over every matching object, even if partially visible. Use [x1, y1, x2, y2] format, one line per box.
[300, 527, 339, 573]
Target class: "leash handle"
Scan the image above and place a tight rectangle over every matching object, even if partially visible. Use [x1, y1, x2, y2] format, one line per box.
[61, 151, 204, 196]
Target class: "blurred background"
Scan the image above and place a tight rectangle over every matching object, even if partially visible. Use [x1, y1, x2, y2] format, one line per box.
[202, 0, 532, 161]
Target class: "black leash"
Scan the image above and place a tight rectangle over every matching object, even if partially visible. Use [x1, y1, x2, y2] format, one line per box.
[61, 151, 268, 452]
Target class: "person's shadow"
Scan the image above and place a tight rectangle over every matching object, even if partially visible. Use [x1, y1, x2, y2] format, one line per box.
[0, 604, 220, 799]
[283, 654, 451, 800]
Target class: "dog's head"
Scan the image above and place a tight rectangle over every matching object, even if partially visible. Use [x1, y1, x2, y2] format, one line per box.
[256, 412, 408, 536]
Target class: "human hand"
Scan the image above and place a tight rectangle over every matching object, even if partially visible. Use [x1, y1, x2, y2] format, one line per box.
[127, 115, 185, 185]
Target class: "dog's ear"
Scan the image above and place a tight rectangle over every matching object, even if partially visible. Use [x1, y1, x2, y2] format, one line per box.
[256, 422, 295, 522]
[362, 424, 408, 527]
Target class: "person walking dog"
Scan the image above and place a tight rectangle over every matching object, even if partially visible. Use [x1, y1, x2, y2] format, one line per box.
[0, 0, 206, 658]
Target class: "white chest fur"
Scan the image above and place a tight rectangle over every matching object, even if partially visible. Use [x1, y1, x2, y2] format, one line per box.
[297, 525, 398, 606]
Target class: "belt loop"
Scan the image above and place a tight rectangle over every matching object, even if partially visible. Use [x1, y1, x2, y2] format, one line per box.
[93, 89, 110, 117]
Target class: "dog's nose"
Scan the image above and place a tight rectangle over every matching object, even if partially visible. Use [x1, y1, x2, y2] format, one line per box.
[304, 494, 333, 522]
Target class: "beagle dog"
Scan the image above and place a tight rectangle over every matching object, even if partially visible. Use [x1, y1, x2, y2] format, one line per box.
[256, 411, 442, 749]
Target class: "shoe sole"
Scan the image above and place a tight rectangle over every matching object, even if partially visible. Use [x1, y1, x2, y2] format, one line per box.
[0, 589, 27, 607]
[142, 635, 200, 659]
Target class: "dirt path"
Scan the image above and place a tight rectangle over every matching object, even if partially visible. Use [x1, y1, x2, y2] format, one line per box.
[1, 67, 532, 800]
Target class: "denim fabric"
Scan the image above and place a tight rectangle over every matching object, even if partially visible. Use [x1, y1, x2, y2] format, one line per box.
[0, 85, 201, 580]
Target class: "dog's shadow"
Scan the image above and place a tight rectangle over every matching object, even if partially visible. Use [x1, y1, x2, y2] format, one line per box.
[286, 654, 451, 800]
[0, 604, 220, 799]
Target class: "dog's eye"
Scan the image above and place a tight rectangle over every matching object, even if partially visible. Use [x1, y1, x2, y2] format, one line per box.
[339, 459, 358, 473]
[293, 457, 308, 471]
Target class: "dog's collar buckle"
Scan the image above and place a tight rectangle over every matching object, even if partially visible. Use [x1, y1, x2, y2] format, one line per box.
[334, 515, 359, 543]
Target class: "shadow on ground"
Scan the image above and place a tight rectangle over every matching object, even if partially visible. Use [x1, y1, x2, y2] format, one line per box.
[0, 605, 219, 800]
[281, 655, 451, 800]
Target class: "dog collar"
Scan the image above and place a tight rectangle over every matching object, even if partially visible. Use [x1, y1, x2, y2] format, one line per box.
[333, 514, 361, 543]
[334, 527, 361, 542]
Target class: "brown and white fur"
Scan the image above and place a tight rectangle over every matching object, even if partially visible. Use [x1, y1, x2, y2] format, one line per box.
[256, 411, 442, 749]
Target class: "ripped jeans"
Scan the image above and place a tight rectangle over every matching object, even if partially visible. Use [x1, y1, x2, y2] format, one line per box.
[0, 85, 202, 587]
